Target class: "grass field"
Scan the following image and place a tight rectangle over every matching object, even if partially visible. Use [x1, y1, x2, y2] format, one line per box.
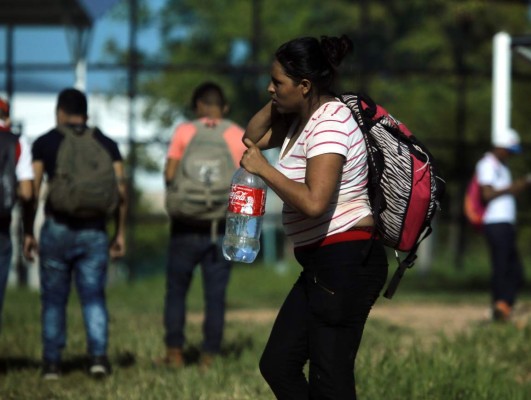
[1, 248, 530, 399]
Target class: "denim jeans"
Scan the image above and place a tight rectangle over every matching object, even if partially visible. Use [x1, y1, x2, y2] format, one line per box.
[0, 229, 12, 325]
[484, 222, 525, 306]
[39, 217, 109, 363]
[164, 231, 232, 354]
[259, 240, 388, 400]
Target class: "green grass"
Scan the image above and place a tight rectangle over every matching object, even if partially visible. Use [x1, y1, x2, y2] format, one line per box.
[1, 251, 530, 399]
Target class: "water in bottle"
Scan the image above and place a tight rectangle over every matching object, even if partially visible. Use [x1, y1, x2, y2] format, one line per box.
[223, 168, 267, 263]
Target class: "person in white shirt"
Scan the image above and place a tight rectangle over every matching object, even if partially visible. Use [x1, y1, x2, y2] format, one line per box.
[476, 128, 529, 322]
[241, 35, 388, 399]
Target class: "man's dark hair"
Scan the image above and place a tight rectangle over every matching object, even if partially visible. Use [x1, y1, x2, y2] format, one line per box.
[191, 82, 226, 110]
[56, 88, 88, 116]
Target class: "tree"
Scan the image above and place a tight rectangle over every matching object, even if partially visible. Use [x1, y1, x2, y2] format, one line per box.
[105, 0, 531, 263]
[103, 0, 531, 190]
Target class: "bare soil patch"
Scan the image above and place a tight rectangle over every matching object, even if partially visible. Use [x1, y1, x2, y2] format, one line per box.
[189, 300, 531, 338]
[369, 300, 531, 336]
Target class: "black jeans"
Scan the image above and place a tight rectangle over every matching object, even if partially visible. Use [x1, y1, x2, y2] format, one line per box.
[484, 223, 525, 306]
[260, 240, 388, 400]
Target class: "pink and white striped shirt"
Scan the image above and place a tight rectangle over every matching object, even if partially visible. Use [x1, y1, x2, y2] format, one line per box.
[275, 101, 371, 247]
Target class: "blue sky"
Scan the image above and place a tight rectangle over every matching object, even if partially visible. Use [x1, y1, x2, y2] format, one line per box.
[0, 0, 165, 94]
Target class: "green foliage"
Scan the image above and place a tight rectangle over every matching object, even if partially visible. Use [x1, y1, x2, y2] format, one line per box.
[102, 0, 531, 213]
[138, 0, 531, 160]
[123, 219, 170, 279]
[125, 142, 161, 174]
[106, 0, 155, 29]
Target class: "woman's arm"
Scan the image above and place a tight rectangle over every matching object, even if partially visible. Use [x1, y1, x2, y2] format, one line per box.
[244, 101, 293, 150]
[241, 138, 343, 218]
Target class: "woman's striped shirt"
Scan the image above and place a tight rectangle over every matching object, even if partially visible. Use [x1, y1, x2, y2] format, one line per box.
[275, 101, 371, 247]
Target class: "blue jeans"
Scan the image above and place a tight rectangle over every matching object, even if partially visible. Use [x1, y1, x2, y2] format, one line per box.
[260, 240, 388, 400]
[164, 232, 232, 354]
[39, 217, 109, 363]
[0, 229, 12, 325]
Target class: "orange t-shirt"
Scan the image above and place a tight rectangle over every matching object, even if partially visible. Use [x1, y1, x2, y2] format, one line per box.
[167, 117, 246, 166]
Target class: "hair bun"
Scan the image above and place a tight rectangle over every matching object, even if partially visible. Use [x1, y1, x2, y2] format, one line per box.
[320, 35, 353, 67]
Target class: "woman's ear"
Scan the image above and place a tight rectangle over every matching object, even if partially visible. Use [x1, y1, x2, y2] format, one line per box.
[300, 79, 312, 96]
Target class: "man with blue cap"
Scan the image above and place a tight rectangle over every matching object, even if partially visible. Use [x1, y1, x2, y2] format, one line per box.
[475, 128, 529, 321]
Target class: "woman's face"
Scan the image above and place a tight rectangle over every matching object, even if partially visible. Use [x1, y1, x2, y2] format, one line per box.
[267, 59, 304, 114]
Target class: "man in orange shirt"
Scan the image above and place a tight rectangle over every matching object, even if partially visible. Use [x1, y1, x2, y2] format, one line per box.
[155, 82, 246, 369]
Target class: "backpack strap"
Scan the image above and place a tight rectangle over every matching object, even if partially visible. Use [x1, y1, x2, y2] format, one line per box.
[383, 225, 431, 299]
[383, 249, 417, 299]
[342, 93, 388, 241]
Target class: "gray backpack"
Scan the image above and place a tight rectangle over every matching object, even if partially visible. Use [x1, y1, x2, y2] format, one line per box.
[0, 132, 18, 217]
[165, 119, 235, 226]
[47, 125, 119, 218]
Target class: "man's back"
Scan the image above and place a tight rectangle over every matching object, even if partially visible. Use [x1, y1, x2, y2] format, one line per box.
[476, 152, 515, 224]
[32, 125, 122, 227]
[33, 126, 120, 180]
[167, 118, 246, 164]
[165, 117, 244, 224]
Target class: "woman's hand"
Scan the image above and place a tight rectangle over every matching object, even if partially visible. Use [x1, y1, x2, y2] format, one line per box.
[240, 139, 344, 218]
[240, 138, 270, 175]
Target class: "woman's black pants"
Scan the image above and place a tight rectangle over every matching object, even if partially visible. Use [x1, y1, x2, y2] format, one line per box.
[259, 240, 388, 400]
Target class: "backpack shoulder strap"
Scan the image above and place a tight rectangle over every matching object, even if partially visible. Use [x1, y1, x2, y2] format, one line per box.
[180, 119, 234, 165]
[189, 119, 233, 141]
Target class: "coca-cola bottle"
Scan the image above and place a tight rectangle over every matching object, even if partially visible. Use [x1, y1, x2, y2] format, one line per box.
[222, 168, 267, 263]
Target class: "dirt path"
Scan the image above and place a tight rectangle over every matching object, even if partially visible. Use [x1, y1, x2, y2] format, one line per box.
[370, 300, 531, 335]
[189, 300, 531, 338]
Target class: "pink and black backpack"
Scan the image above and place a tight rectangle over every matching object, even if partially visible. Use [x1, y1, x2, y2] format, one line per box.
[463, 173, 486, 231]
[340, 93, 446, 299]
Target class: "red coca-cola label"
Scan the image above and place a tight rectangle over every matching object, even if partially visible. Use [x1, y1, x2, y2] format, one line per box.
[228, 184, 266, 216]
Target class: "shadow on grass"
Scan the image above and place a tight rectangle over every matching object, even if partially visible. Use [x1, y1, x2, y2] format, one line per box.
[0, 357, 41, 374]
[0, 351, 136, 375]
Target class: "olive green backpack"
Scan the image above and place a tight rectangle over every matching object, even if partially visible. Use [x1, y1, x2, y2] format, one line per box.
[47, 125, 119, 218]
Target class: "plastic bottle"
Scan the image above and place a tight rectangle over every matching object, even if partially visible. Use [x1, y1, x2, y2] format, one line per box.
[222, 168, 267, 263]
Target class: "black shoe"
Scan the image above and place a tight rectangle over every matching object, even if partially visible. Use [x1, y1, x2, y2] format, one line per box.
[42, 361, 61, 380]
[89, 355, 112, 379]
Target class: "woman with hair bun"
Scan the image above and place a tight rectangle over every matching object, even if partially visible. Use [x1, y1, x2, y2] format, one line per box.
[240, 35, 388, 399]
